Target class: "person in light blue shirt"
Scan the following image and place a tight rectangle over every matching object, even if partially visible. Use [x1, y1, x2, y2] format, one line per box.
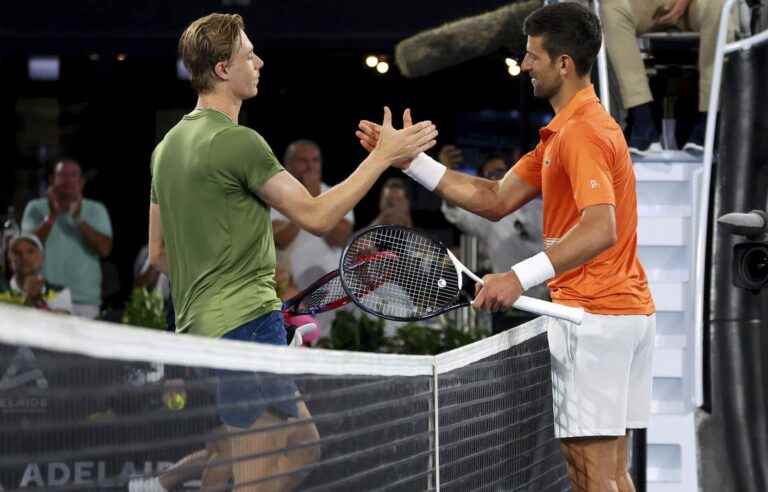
[21, 159, 113, 318]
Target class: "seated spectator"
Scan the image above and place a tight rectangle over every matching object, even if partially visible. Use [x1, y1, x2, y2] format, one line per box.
[368, 177, 414, 228]
[21, 158, 113, 319]
[0, 233, 72, 314]
[440, 152, 549, 301]
[601, 0, 737, 155]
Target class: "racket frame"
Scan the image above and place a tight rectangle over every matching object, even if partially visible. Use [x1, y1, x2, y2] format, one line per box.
[340, 224, 584, 324]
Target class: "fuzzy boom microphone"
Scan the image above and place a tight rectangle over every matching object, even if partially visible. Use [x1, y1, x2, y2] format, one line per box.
[394, 0, 543, 78]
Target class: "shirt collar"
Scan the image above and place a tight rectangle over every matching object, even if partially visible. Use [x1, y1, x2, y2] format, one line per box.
[540, 84, 599, 139]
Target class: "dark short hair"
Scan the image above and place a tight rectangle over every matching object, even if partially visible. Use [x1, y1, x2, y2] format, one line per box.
[523, 3, 602, 77]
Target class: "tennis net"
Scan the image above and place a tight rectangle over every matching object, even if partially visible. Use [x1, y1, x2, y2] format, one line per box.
[0, 304, 567, 491]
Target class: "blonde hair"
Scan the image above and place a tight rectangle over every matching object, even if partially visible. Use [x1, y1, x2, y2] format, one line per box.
[178, 13, 245, 94]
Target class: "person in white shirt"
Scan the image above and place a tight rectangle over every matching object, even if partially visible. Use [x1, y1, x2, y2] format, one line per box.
[271, 140, 355, 335]
[441, 153, 548, 330]
[4, 233, 73, 314]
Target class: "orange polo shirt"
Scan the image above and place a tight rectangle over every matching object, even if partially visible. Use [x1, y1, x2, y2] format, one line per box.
[512, 85, 655, 315]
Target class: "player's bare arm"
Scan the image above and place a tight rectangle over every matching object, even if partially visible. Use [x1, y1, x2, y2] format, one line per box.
[473, 204, 616, 311]
[148, 202, 169, 275]
[260, 107, 437, 236]
[357, 112, 538, 221]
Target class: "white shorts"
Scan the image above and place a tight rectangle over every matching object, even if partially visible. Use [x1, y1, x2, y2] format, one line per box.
[546, 312, 656, 438]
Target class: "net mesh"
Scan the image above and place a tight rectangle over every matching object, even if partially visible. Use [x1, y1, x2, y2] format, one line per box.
[0, 305, 567, 491]
[342, 226, 461, 320]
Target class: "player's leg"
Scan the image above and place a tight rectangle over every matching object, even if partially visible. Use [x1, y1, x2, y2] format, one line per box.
[615, 432, 636, 492]
[201, 427, 234, 491]
[560, 436, 621, 492]
[228, 410, 288, 492]
[275, 398, 321, 490]
[547, 313, 641, 491]
[619, 313, 656, 492]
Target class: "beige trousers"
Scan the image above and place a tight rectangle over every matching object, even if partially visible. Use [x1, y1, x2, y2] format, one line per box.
[601, 0, 736, 112]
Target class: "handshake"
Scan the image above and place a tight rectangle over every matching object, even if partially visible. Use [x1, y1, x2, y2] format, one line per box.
[354, 107, 437, 170]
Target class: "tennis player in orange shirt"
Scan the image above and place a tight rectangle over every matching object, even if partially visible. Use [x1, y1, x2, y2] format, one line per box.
[357, 3, 655, 491]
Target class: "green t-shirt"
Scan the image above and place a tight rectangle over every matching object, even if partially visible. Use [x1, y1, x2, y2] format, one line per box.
[151, 109, 285, 338]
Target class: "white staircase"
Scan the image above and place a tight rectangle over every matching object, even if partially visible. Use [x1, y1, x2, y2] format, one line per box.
[634, 151, 703, 492]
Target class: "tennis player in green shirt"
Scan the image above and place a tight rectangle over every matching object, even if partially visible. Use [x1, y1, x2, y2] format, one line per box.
[147, 12, 437, 491]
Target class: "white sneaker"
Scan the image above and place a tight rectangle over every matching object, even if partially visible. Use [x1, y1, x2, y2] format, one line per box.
[128, 476, 168, 492]
[629, 141, 664, 157]
[682, 141, 704, 154]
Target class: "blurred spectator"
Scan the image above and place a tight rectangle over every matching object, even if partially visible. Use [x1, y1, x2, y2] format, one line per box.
[271, 140, 353, 289]
[441, 152, 549, 301]
[368, 177, 414, 228]
[0, 233, 72, 314]
[601, 0, 737, 155]
[21, 158, 113, 319]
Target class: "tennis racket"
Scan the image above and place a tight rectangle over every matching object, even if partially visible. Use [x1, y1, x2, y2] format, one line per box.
[281, 269, 350, 316]
[339, 224, 584, 324]
[281, 251, 398, 316]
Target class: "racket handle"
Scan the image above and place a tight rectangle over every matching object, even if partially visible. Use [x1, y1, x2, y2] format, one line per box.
[513, 295, 585, 325]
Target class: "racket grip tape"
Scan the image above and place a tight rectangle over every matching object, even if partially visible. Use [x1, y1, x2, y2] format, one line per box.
[513, 295, 585, 325]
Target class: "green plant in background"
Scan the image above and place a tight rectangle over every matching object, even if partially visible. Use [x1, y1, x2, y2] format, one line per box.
[388, 323, 443, 355]
[316, 310, 387, 352]
[439, 323, 491, 352]
[122, 287, 165, 330]
[316, 310, 491, 355]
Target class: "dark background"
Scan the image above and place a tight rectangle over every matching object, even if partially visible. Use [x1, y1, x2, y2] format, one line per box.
[0, 0, 696, 307]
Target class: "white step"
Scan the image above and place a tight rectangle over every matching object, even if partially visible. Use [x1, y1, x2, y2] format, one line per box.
[634, 160, 700, 182]
[653, 348, 684, 378]
[647, 413, 698, 491]
[639, 245, 690, 282]
[649, 283, 687, 312]
[638, 217, 689, 246]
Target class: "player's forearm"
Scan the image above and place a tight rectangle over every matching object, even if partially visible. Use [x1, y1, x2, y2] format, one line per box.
[149, 249, 170, 275]
[309, 154, 388, 234]
[434, 171, 504, 220]
[545, 215, 617, 275]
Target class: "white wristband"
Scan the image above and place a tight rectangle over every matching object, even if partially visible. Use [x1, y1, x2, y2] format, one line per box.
[403, 153, 447, 191]
[511, 252, 555, 291]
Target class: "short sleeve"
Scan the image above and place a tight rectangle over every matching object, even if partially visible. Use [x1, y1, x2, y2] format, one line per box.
[512, 142, 545, 190]
[559, 124, 615, 210]
[211, 126, 285, 193]
[21, 200, 46, 233]
[86, 201, 113, 238]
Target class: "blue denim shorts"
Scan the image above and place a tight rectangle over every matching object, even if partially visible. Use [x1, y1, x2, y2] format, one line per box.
[216, 311, 299, 428]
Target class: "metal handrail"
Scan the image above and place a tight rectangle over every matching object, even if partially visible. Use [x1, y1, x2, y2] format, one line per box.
[593, 0, 611, 113]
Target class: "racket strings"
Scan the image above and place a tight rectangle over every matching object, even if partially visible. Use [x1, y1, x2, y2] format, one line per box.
[343, 227, 460, 319]
[301, 275, 346, 312]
